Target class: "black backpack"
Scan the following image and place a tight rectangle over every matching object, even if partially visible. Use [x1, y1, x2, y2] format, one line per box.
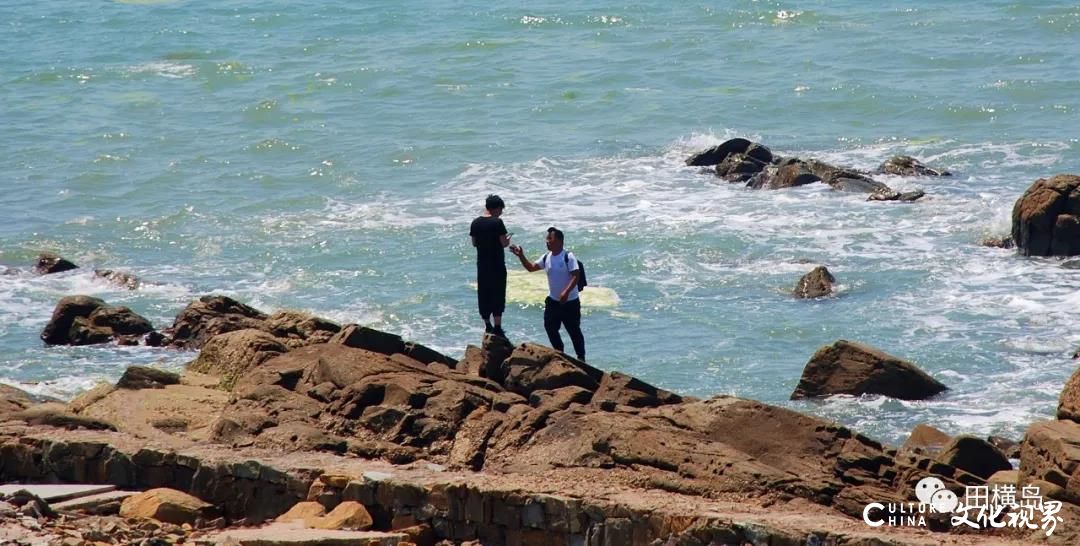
[543, 251, 587, 291]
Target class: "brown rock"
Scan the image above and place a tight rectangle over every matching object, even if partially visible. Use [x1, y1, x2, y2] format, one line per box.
[329, 324, 405, 356]
[116, 366, 180, 390]
[1020, 419, 1080, 502]
[790, 340, 948, 400]
[988, 470, 1019, 487]
[1058, 365, 1080, 423]
[166, 295, 268, 349]
[899, 424, 951, 456]
[188, 329, 288, 391]
[0, 383, 49, 418]
[35, 252, 78, 274]
[1011, 174, 1080, 256]
[266, 311, 341, 348]
[119, 488, 213, 525]
[979, 236, 1014, 249]
[590, 372, 682, 409]
[77, 382, 227, 441]
[936, 435, 1012, 480]
[501, 343, 603, 397]
[87, 306, 154, 337]
[40, 296, 107, 345]
[309, 501, 373, 530]
[275, 501, 326, 523]
[793, 266, 836, 299]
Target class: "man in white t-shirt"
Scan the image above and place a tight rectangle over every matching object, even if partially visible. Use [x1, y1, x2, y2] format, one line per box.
[509, 227, 586, 361]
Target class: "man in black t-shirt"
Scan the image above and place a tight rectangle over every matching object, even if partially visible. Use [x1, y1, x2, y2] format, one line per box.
[469, 194, 511, 338]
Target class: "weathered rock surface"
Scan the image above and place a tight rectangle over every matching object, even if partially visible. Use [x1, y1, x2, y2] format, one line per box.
[1057, 364, 1080, 423]
[1011, 174, 1080, 256]
[877, 156, 951, 177]
[1020, 419, 1080, 504]
[0, 383, 55, 418]
[35, 252, 78, 275]
[791, 340, 948, 400]
[189, 329, 289, 391]
[793, 266, 836, 299]
[165, 296, 271, 349]
[40, 296, 155, 346]
[980, 235, 1015, 249]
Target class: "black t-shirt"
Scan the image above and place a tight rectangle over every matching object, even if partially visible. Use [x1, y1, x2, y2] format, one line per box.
[470, 216, 507, 268]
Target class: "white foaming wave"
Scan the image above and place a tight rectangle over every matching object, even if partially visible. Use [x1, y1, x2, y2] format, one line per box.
[128, 61, 196, 79]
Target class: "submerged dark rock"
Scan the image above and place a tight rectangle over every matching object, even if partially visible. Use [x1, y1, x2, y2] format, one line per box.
[35, 252, 78, 275]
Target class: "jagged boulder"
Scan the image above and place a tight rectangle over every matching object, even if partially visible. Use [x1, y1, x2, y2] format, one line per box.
[501, 343, 603, 397]
[793, 266, 836, 299]
[40, 296, 154, 346]
[877, 156, 951, 177]
[34, 252, 77, 275]
[188, 329, 288, 391]
[265, 311, 340, 348]
[936, 435, 1012, 480]
[791, 340, 948, 400]
[165, 296, 268, 349]
[1011, 174, 1080, 257]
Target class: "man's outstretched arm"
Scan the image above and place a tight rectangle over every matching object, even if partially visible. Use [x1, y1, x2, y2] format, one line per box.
[509, 245, 542, 272]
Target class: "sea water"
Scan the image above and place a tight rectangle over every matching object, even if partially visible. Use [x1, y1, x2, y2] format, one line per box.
[2, 0, 1079, 446]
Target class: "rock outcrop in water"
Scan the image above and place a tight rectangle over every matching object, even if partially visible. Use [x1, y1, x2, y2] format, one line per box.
[687, 138, 944, 202]
[34, 252, 78, 275]
[791, 340, 948, 400]
[40, 295, 156, 346]
[793, 265, 836, 299]
[1011, 174, 1080, 257]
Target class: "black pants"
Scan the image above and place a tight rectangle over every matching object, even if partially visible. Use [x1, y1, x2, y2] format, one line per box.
[544, 297, 585, 361]
[477, 266, 506, 319]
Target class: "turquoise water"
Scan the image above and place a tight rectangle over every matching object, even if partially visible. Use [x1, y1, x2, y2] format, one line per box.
[2, 1, 1080, 446]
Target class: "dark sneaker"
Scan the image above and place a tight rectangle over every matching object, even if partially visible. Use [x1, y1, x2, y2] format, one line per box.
[484, 324, 494, 334]
[492, 326, 508, 340]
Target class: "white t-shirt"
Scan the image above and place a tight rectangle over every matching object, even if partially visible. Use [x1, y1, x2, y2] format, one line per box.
[536, 250, 580, 301]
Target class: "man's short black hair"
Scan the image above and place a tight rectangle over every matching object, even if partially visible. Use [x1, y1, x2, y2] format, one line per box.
[547, 226, 564, 242]
[485, 194, 505, 211]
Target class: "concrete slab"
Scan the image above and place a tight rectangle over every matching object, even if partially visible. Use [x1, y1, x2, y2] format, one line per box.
[193, 522, 407, 545]
[0, 484, 117, 503]
[51, 490, 136, 513]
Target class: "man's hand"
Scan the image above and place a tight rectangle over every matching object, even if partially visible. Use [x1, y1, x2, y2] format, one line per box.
[559, 289, 569, 303]
[509, 245, 523, 257]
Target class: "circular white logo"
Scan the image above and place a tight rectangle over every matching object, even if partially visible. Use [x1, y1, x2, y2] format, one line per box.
[931, 489, 959, 513]
[915, 477, 945, 504]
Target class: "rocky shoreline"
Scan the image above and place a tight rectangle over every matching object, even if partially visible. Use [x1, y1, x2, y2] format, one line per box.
[5, 164, 1080, 544]
[1, 290, 1079, 545]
